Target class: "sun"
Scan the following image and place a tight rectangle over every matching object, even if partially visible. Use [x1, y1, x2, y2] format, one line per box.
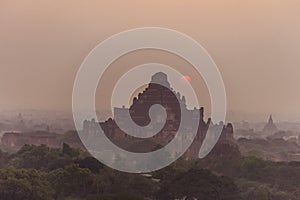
[181, 75, 191, 82]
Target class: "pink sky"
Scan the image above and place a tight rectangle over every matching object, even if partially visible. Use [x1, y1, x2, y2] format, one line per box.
[0, 0, 300, 120]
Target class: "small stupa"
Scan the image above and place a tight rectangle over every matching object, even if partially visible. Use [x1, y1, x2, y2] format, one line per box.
[262, 115, 278, 134]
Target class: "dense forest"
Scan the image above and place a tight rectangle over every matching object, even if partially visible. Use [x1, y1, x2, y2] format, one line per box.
[0, 141, 299, 200]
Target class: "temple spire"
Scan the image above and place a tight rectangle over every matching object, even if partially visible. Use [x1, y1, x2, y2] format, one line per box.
[268, 115, 273, 124]
[263, 114, 277, 134]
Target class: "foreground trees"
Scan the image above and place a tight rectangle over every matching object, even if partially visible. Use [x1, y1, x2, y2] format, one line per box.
[157, 168, 239, 200]
[0, 168, 53, 200]
[0, 143, 299, 200]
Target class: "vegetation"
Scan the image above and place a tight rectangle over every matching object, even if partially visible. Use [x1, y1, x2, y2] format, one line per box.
[0, 142, 299, 199]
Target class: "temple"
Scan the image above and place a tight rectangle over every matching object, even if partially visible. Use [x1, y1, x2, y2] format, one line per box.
[83, 72, 234, 158]
[262, 115, 278, 134]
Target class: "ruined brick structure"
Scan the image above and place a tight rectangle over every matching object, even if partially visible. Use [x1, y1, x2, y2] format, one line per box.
[83, 72, 234, 158]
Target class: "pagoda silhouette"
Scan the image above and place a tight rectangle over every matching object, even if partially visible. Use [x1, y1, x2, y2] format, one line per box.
[83, 72, 233, 158]
[262, 115, 278, 134]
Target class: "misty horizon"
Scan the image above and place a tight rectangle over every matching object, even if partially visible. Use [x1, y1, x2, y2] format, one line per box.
[1, 1, 300, 121]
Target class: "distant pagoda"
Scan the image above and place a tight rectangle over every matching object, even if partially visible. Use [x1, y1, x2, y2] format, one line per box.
[262, 115, 278, 134]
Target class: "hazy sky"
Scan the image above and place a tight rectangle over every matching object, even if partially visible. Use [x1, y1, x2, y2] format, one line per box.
[0, 0, 300, 121]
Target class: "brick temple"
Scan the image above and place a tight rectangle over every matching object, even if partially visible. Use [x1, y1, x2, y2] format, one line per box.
[83, 72, 233, 158]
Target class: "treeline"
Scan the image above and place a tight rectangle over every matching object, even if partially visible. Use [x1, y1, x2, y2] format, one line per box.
[0, 142, 299, 200]
[195, 141, 300, 199]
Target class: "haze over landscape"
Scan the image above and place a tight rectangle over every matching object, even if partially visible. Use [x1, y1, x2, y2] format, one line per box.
[2, 2, 300, 200]
[1, 0, 300, 122]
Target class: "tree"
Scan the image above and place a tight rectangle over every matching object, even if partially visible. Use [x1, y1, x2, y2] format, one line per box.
[0, 149, 8, 168]
[157, 168, 240, 200]
[62, 143, 80, 158]
[76, 156, 104, 173]
[86, 194, 144, 200]
[48, 164, 93, 198]
[11, 144, 73, 170]
[0, 167, 54, 200]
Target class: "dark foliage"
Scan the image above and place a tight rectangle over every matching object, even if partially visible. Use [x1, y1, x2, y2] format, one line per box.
[0, 143, 299, 200]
